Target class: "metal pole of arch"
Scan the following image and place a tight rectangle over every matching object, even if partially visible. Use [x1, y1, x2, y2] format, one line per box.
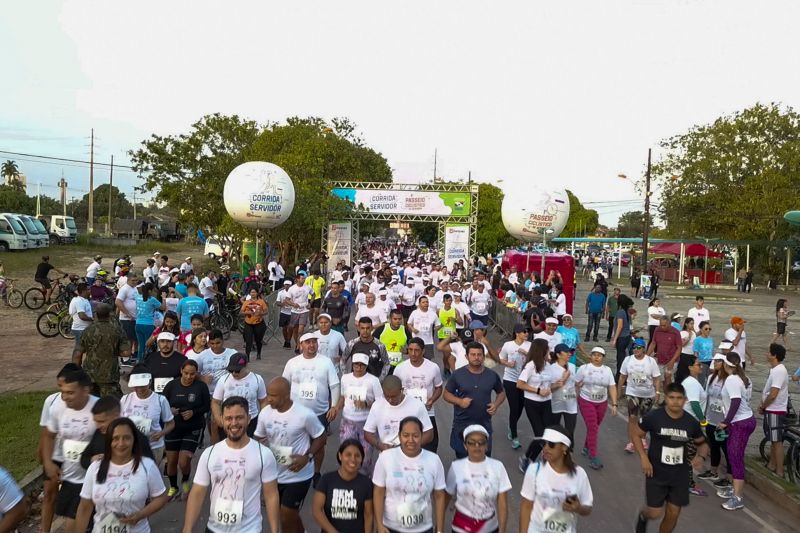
[786, 247, 791, 287]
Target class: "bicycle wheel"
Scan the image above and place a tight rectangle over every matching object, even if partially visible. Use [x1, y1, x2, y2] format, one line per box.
[59, 314, 74, 339]
[36, 311, 61, 338]
[787, 439, 800, 485]
[6, 289, 23, 308]
[759, 437, 770, 464]
[24, 288, 46, 310]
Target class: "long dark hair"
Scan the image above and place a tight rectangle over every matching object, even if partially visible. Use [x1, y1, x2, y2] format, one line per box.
[618, 294, 634, 311]
[724, 352, 750, 389]
[161, 311, 180, 336]
[777, 299, 787, 312]
[96, 418, 143, 483]
[525, 338, 549, 373]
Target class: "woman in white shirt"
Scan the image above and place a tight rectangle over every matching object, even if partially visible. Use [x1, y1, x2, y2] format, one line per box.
[336, 353, 383, 475]
[73, 418, 168, 533]
[517, 339, 554, 472]
[549, 345, 578, 448]
[499, 324, 531, 450]
[575, 347, 617, 470]
[519, 426, 593, 533]
[715, 352, 756, 511]
[646, 298, 665, 345]
[121, 366, 175, 467]
[372, 416, 446, 533]
[445, 425, 511, 533]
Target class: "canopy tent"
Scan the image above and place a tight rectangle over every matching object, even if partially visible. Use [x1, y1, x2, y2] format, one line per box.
[650, 242, 722, 257]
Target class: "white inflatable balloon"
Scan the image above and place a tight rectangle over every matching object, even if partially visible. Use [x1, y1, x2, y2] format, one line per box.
[223, 162, 296, 229]
[501, 188, 570, 242]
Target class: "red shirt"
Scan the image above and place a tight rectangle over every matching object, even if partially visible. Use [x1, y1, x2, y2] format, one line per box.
[651, 327, 682, 365]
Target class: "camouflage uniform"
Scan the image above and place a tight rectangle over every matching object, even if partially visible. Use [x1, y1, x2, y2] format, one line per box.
[79, 319, 130, 399]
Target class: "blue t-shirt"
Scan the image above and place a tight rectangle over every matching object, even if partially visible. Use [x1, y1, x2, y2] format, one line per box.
[693, 336, 714, 363]
[175, 283, 189, 298]
[135, 295, 161, 326]
[586, 292, 606, 314]
[615, 309, 631, 337]
[445, 366, 504, 430]
[176, 296, 209, 331]
[556, 325, 580, 350]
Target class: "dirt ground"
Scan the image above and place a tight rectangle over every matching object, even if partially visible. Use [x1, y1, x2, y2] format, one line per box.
[0, 245, 210, 394]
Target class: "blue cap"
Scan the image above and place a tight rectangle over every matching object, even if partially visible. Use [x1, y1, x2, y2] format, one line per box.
[469, 319, 487, 330]
[553, 343, 571, 354]
[633, 338, 647, 348]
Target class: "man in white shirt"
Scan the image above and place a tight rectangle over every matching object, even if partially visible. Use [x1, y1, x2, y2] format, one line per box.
[759, 343, 790, 477]
[724, 316, 754, 366]
[534, 317, 563, 354]
[198, 270, 220, 308]
[286, 274, 313, 352]
[68, 283, 93, 353]
[687, 296, 710, 333]
[364, 375, 433, 451]
[393, 338, 444, 452]
[211, 353, 268, 437]
[115, 273, 139, 365]
[315, 314, 347, 370]
[355, 293, 387, 328]
[467, 281, 492, 325]
[85, 255, 102, 285]
[407, 295, 442, 361]
[267, 258, 285, 291]
[180, 257, 193, 274]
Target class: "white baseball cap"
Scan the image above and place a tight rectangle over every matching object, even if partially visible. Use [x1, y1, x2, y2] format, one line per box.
[128, 373, 152, 387]
[157, 332, 176, 341]
[591, 346, 606, 355]
[545, 317, 559, 325]
[299, 332, 318, 343]
[352, 353, 370, 366]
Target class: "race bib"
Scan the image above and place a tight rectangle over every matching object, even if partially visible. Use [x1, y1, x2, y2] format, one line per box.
[298, 381, 317, 401]
[562, 390, 577, 401]
[397, 499, 427, 529]
[63, 439, 88, 463]
[661, 446, 684, 465]
[407, 387, 428, 405]
[211, 498, 243, 526]
[475, 302, 487, 313]
[347, 386, 367, 402]
[154, 377, 172, 393]
[589, 390, 606, 402]
[388, 351, 403, 364]
[630, 373, 648, 387]
[97, 513, 128, 533]
[418, 321, 431, 333]
[271, 445, 294, 466]
[129, 416, 152, 435]
[709, 401, 724, 414]
[541, 507, 572, 532]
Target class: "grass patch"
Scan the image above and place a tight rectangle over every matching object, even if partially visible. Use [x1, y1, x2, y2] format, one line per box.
[746, 456, 800, 495]
[0, 391, 50, 481]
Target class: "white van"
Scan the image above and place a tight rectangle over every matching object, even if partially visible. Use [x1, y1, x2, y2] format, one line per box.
[20, 215, 49, 248]
[39, 215, 78, 243]
[0, 214, 29, 251]
[11, 214, 44, 248]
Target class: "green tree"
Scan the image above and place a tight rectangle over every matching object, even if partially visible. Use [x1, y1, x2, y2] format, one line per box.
[614, 210, 650, 237]
[474, 183, 516, 255]
[0, 185, 62, 214]
[72, 184, 135, 223]
[561, 190, 599, 237]
[1, 160, 24, 192]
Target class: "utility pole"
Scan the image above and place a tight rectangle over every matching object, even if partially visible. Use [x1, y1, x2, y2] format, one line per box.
[88, 128, 94, 234]
[36, 183, 41, 217]
[133, 190, 137, 221]
[58, 171, 68, 217]
[107, 155, 114, 235]
[433, 148, 438, 183]
[641, 148, 652, 271]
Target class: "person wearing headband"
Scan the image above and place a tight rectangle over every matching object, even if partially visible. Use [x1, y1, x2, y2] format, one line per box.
[121, 364, 175, 468]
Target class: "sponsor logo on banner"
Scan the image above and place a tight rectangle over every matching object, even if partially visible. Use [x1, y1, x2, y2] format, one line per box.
[444, 225, 470, 268]
[327, 222, 352, 272]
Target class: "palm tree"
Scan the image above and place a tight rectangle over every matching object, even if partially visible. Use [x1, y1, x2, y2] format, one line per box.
[1, 160, 23, 191]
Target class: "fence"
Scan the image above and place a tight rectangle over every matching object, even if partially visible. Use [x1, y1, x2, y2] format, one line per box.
[490, 298, 523, 338]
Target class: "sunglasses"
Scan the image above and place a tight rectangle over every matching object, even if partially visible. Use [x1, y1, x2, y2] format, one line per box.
[544, 441, 560, 449]
[465, 440, 488, 447]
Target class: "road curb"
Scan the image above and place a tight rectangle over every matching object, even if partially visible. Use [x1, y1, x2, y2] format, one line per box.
[18, 466, 43, 496]
[745, 457, 800, 522]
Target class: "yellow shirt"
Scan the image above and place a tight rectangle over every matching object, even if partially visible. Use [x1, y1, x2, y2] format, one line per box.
[306, 276, 326, 299]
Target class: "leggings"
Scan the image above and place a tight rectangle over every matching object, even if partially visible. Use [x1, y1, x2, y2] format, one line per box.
[523, 399, 553, 461]
[552, 411, 577, 449]
[242, 320, 267, 357]
[615, 336, 631, 379]
[135, 323, 155, 361]
[726, 416, 757, 480]
[504, 380, 525, 439]
[578, 396, 607, 458]
[706, 424, 729, 469]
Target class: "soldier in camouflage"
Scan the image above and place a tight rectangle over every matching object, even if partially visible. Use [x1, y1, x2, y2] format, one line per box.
[73, 303, 131, 398]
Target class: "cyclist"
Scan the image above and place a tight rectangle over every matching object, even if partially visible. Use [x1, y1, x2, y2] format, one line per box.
[34, 255, 66, 304]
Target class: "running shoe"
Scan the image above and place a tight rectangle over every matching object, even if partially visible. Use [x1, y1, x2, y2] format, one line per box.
[518, 456, 530, 473]
[589, 457, 603, 470]
[689, 485, 708, 497]
[721, 495, 744, 510]
[697, 470, 718, 481]
[581, 447, 589, 457]
[635, 512, 648, 533]
[121, 358, 137, 367]
[283, 341, 291, 349]
[507, 428, 513, 441]
[713, 478, 732, 489]
[167, 487, 180, 501]
[181, 483, 191, 501]
[624, 442, 636, 454]
[716, 487, 734, 499]
[511, 438, 521, 449]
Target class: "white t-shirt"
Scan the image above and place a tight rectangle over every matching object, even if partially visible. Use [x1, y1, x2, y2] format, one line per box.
[372, 448, 446, 533]
[267, 261, 284, 282]
[687, 307, 710, 332]
[450, 341, 468, 370]
[363, 395, 433, 447]
[647, 306, 665, 327]
[680, 330, 696, 355]
[534, 331, 563, 354]
[120, 392, 174, 449]
[400, 286, 417, 306]
[276, 289, 292, 315]
[69, 296, 94, 330]
[356, 305, 388, 328]
[682, 376, 707, 420]
[724, 328, 747, 359]
[86, 261, 102, 279]
[340, 372, 384, 422]
[520, 461, 594, 533]
[445, 457, 512, 525]
[549, 362, 578, 414]
[316, 330, 347, 364]
[763, 363, 790, 413]
[576, 364, 615, 403]
[193, 439, 278, 533]
[199, 276, 216, 299]
[287, 284, 312, 314]
[39, 392, 66, 428]
[704, 375, 726, 426]
[454, 301, 471, 328]
[253, 403, 324, 484]
[393, 359, 444, 416]
[722, 374, 754, 423]
[620, 355, 661, 399]
[554, 294, 567, 316]
[195, 348, 239, 395]
[180, 261, 192, 274]
[81, 457, 166, 533]
[116, 284, 138, 321]
[212, 372, 267, 419]
[469, 291, 492, 316]
[407, 309, 441, 346]
[282, 354, 340, 416]
[518, 361, 553, 402]
[500, 340, 530, 382]
[47, 397, 98, 483]
[0, 466, 23, 524]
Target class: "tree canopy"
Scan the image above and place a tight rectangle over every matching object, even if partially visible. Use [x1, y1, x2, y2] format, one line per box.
[71, 184, 135, 222]
[1, 160, 24, 192]
[561, 190, 599, 237]
[0, 185, 61, 215]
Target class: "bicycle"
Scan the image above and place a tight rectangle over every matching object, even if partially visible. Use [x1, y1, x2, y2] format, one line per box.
[758, 423, 800, 485]
[0, 278, 23, 308]
[24, 276, 66, 310]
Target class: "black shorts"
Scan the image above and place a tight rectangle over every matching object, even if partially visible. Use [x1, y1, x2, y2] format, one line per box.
[120, 320, 136, 342]
[36, 278, 52, 290]
[164, 424, 203, 453]
[278, 478, 312, 509]
[311, 298, 322, 309]
[55, 480, 83, 519]
[317, 413, 330, 431]
[645, 474, 690, 508]
[279, 313, 291, 328]
[778, 322, 787, 335]
[44, 460, 63, 482]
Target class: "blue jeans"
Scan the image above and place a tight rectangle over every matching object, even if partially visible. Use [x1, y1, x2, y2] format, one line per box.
[585, 312, 601, 339]
[72, 329, 85, 352]
[135, 323, 155, 361]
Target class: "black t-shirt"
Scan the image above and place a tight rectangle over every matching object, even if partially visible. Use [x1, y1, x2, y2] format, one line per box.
[639, 407, 703, 481]
[162, 378, 210, 428]
[35, 262, 54, 280]
[315, 471, 373, 533]
[349, 339, 385, 378]
[143, 351, 185, 384]
[322, 294, 349, 319]
[445, 366, 504, 430]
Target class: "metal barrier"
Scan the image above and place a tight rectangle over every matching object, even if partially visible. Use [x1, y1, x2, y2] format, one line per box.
[490, 298, 524, 337]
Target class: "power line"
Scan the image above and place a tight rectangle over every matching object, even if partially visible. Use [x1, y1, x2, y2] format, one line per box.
[0, 149, 137, 171]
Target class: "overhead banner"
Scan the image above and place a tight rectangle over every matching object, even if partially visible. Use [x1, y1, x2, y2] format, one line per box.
[327, 222, 352, 273]
[332, 188, 471, 217]
[444, 225, 470, 269]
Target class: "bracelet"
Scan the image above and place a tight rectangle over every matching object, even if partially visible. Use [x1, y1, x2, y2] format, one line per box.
[536, 387, 541, 395]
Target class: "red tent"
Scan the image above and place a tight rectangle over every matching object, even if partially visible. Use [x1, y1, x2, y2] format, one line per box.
[650, 243, 722, 257]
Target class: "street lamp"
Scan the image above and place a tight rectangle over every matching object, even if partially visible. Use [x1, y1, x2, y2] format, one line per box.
[539, 227, 554, 281]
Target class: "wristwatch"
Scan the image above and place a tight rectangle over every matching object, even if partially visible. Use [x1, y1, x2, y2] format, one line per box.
[306, 453, 313, 461]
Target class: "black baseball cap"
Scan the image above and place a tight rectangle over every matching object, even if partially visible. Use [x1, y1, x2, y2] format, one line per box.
[227, 353, 248, 372]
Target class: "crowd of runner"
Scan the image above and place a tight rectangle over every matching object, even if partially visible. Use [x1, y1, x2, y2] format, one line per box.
[0, 240, 796, 533]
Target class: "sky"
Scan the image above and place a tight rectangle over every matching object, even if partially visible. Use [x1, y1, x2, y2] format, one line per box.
[2, 0, 799, 226]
